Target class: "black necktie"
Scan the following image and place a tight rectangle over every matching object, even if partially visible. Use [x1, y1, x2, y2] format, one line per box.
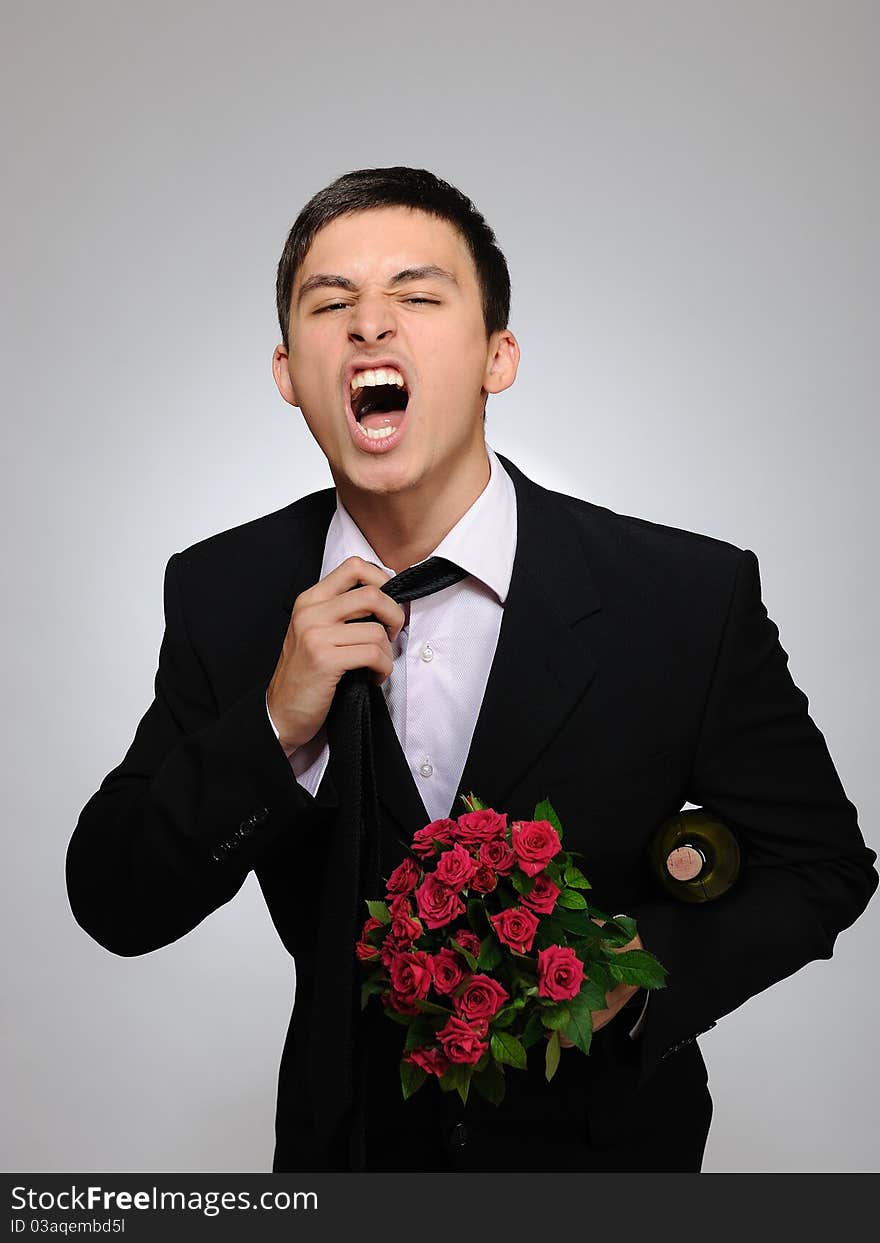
[307, 555, 469, 1167]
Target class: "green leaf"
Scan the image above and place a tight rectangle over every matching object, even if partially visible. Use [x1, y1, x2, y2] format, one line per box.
[586, 909, 616, 929]
[438, 1061, 466, 1094]
[585, 960, 612, 993]
[544, 859, 563, 887]
[580, 977, 610, 1013]
[400, 1060, 427, 1100]
[595, 917, 640, 948]
[553, 909, 594, 937]
[459, 791, 487, 813]
[490, 1030, 528, 1070]
[605, 949, 669, 990]
[383, 1008, 412, 1027]
[534, 917, 568, 950]
[467, 899, 491, 937]
[450, 938, 478, 971]
[403, 1016, 437, 1052]
[521, 1011, 546, 1049]
[544, 1029, 561, 1081]
[474, 1049, 491, 1074]
[490, 1006, 516, 1030]
[607, 914, 637, 940]
[496, 885, 519, 911]
[540, 1005, 571, 1030]
[476, 936, 503, 971]
[562, 990, 594, 1057]
[511, 871, 537, 896]
[457, 1072, 471, 1107]
[413, 997, 454, 1016]
[533, 799, 564, 841]
[556, 889, 588, 910]
[365, 899, 391, 924]
[472, 1057, 506, 1105]
[563, 866, 592, 890]
[360, 978, 385, 1010]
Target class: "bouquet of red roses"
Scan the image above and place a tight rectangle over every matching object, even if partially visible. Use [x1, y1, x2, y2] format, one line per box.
[356, 792, 668, 1106]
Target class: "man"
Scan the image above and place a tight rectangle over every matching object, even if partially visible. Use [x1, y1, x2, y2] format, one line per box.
[66, 166, 878, 1173]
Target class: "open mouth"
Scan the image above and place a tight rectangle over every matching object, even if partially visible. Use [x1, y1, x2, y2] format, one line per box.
[351, 381, 410, 423]
[348, 367, 412, 443]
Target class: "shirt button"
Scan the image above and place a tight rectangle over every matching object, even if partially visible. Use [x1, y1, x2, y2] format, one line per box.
[420, 643, 434, 662]
[419, 759, 434, 778]
[449, 1121, 469, 1148]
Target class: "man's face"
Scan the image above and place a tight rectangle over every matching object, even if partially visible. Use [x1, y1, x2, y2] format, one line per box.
[272, 206, 518, 497]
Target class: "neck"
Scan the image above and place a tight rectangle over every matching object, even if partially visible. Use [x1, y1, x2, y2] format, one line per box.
[334, 443, 492, 576]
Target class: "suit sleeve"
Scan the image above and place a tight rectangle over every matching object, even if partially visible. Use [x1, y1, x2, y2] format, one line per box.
[625, 548, 878, 1089]
[66, 551, 333, 957]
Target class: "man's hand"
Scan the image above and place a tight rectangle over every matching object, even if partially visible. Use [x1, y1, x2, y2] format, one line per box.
[267, 556, 407, 754]
[547, 917, 644, 1048]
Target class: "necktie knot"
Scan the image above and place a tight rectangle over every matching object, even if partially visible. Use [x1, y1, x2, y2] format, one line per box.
[380, 555, 469, 606]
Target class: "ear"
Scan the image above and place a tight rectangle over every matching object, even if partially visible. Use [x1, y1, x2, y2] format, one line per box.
[483, 329, 520, 397]
[272, 344, 300, 408]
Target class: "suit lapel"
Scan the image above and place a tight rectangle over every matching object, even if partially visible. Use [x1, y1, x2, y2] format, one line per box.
[456, 454, 601, 814]
[276, 453, 603, 858]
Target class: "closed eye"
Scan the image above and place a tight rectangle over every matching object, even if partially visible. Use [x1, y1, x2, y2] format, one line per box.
[315, 298, 440, 313]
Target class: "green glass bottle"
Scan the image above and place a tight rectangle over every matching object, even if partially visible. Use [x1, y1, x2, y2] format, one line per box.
[649, 809, 741, 902]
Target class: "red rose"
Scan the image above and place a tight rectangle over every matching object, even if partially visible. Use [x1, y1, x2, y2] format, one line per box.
[388, 893, 413, 917]
[450, 929, 482, 959]
[537, 945, 585, 1001]
[389, 950, 434, 1006]
[453, 974, 509, 1023]
[404, 1045, 450, 1077]
[453, 808, 508, 846]
[390, 908, 422, 945]
[520, 873, 561, 915]
[489, 906, 540, 954]
[469, 863, 498, 894]
[359, 915, 384, 940]
[436, 1016, 489, 1066]
[385, 856, 421, 897]
[412, 818, 457, 858]
[380, 931, 413, 970]
[478, 838, 516, 874]
[511, 819, 562, 876]
[435, 842, 477, 890]
[383, 988, 422, 1017]
[431, 948, 466, 995]
[355, 914, 384, 961]
[414, 874, 466, 930]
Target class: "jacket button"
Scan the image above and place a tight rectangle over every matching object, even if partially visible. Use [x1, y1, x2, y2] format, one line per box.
[211, 845, 229, 862]
[449, 1122, 469, 1148]
[237, 821, 254, 837]
[252, 807, 269, 824]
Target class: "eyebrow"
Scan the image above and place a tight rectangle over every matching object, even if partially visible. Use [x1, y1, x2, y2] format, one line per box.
[296, 264, 459, 306]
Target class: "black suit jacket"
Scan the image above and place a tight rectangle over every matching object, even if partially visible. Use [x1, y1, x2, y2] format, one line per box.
[66, 452, 878, 1171]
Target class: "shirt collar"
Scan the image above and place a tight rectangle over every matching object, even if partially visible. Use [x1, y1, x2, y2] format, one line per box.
[320, 440, 517, 605]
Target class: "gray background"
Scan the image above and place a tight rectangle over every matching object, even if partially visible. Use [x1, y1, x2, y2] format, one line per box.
[3, 0, 877, 1173]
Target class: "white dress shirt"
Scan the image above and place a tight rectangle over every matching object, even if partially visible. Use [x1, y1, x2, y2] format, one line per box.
[266, 440, 648, 1039]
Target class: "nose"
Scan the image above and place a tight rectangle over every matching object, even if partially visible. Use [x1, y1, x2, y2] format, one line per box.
[348, 291, 395, 346]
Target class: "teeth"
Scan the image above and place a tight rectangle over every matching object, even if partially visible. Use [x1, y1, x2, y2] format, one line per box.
[356, 422, 397, 440]
[350, 367, 406, 390]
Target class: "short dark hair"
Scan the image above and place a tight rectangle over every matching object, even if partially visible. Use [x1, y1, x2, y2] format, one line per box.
[275, 166, 511, 355]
